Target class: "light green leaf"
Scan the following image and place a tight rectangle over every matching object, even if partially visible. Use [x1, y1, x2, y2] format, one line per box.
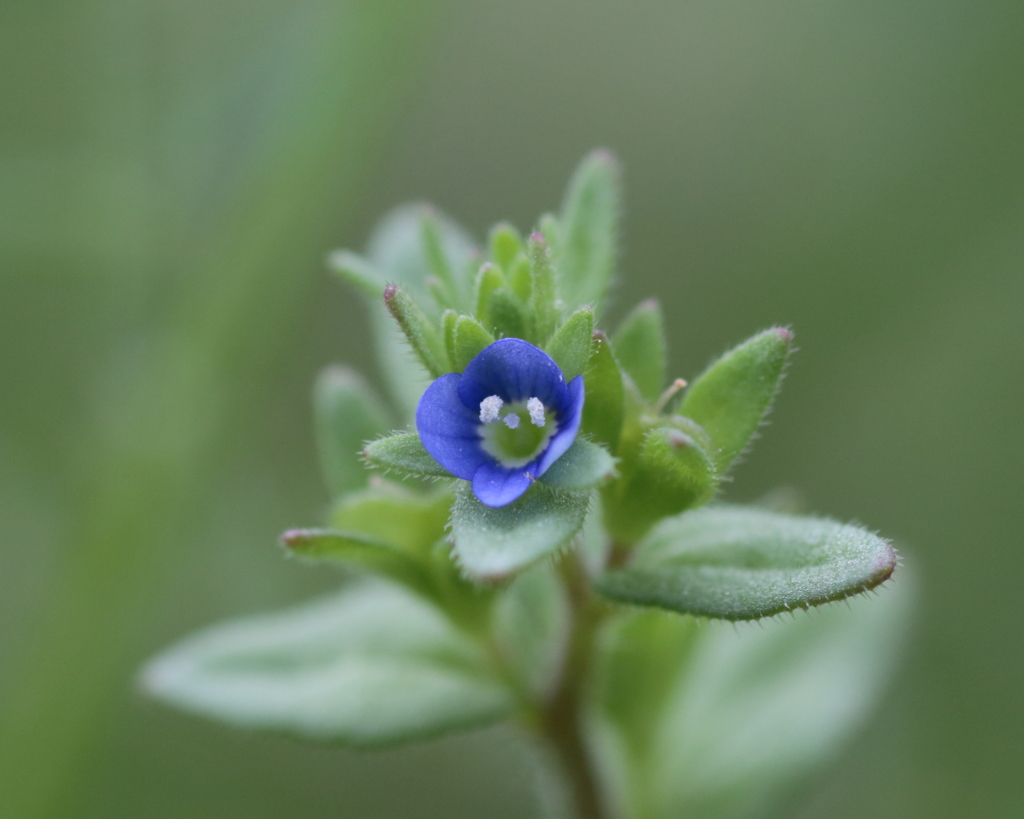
[529, 232, 559, 345]
[492, 562, 570, 699]
[421, 210, 467, 311]
[557, 150, 620, 314]
[313, 366, 392, 499]
[450, 483, 590, 580]
[449, 314, 495, 372]
[613, 299, 667, 403]
[326, 250, 386, 299]
[473, 262, 505, 326]
[384, 284, 450, 378]
[488, 222, 523, 270]
[581, 331, 624, 454]
[281, 528, 435, 600]
[329, 483, 452, 556]
[545, 306, 595, 381]
[595, 505, 897, 620]
[679, 327, 793, 472]
[142, 580, 515, 746]
[540, 439, 616, 491]
[592, 572, 913, 819]
[363, 431, 451, 479]
[487, 286, 528, 340]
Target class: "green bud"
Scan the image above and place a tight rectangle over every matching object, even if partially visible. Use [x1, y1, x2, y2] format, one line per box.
[679, 327, 793, 472]
[613, 299, 667, 403]
[384, 284, 450, 378]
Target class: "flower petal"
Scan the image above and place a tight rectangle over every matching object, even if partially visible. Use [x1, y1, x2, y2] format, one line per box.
[458, 339, 570, 412]
[415, 373, 489, 480]
[471, 462, 534, 508]
[536, 375, 585, 476]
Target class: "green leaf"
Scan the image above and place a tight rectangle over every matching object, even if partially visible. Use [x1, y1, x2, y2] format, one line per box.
[602, 423, 718, 544]
[539, 439, 616, 491]
[141, 580, 515, 746]
[581, 331, 625, 453]
[473, 262, 505, 326]
[421, 210, 467, 311]
[313, 366, 392, 499]
[486, 286, 528, 340]
[449, 314, 495, 372]
[589, 610, 699, 819]
[595, 505, 897, 621]
[528, 232, 559, 345]
[591, 572, 913, 819]
[488, 221, 523, 271]
[363, 431, 451, 479]
[557, 150, 620, 314]
[360, 204, 477, 419]
[281, 528, 436, 600]
[545, 306, 595, 381]
[613, 299, 667, 403]
[679, 327, 793, 472]
[450, 483, 590, 580]
[384, 284, 450, 378]
[329, 484, 452, 556]
[492, 562, 570, 699]
[508, 252, 533, 304]
[326, 250, 386, 299]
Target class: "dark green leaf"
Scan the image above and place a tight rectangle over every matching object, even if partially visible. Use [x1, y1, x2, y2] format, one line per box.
[613, 299, 667, 403]
[595, 505, 897, 620]
[539, 439, 616, 490]
[450, 483, 590, 580]
[142, 580, 515, 746]
[313, 367, 392, 499]
[557, 150, 620, 313]
[363, 431, 452, 479]
[679, 327, 793, 472]
[545, 306, 595, 381]
[581, 331, 624, 453]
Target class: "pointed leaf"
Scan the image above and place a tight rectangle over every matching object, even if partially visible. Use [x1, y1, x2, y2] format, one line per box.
[539, 439, 616, 491]
[142, 580, 515, 746]
[281, 528, 435, 599]
[363, 431, 451, 479]
[384, 284, 450, 378]
[449, 314, 495, 372]
[545, 306, 595, 381]
[595, 505, 897, 621]
[313, 367, 392, 499]
[528, 232, 559, 345]
[679, 327, 793, 472]
[557, 150, 620, 313]
[450, 483, 590, 580]
[613, 299, 667, 402]
[581, 331, 624, 453]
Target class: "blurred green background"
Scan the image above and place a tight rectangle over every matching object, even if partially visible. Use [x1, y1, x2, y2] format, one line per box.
[2, 1, 1023, 817]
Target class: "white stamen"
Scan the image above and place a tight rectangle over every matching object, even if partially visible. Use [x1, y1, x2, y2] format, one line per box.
[527, 397, 546, 427]
[479, 395, 503, 423]
[503, 412, 521, 429]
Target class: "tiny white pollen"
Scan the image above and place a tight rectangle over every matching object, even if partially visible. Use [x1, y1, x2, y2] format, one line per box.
[527, 397, 546, 427]
[503, 412, 521, 429]
[479, 395, 503, 423]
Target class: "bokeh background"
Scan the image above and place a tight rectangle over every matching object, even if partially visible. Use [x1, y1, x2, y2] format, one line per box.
[3, 1, 1023, 817]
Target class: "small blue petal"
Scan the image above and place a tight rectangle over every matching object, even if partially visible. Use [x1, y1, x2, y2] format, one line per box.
[416, 373, 489, 480]
[536, 375, 585, 476]
[458, 338, 569, 412]
[472, 462, 534, 507]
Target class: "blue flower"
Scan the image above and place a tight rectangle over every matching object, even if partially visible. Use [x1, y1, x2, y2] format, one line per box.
[416, 338, 585, 507]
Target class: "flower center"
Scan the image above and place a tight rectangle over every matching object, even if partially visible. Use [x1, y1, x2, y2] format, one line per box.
[477, 394, 556, 468]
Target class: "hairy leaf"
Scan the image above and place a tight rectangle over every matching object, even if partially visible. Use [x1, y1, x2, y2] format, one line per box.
[539, 439, 616, 491]
[363, 431, 452, 479]
[613, 299, 667, 403]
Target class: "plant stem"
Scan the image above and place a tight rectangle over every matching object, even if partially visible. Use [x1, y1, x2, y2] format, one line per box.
[539, 550, 609, 819]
